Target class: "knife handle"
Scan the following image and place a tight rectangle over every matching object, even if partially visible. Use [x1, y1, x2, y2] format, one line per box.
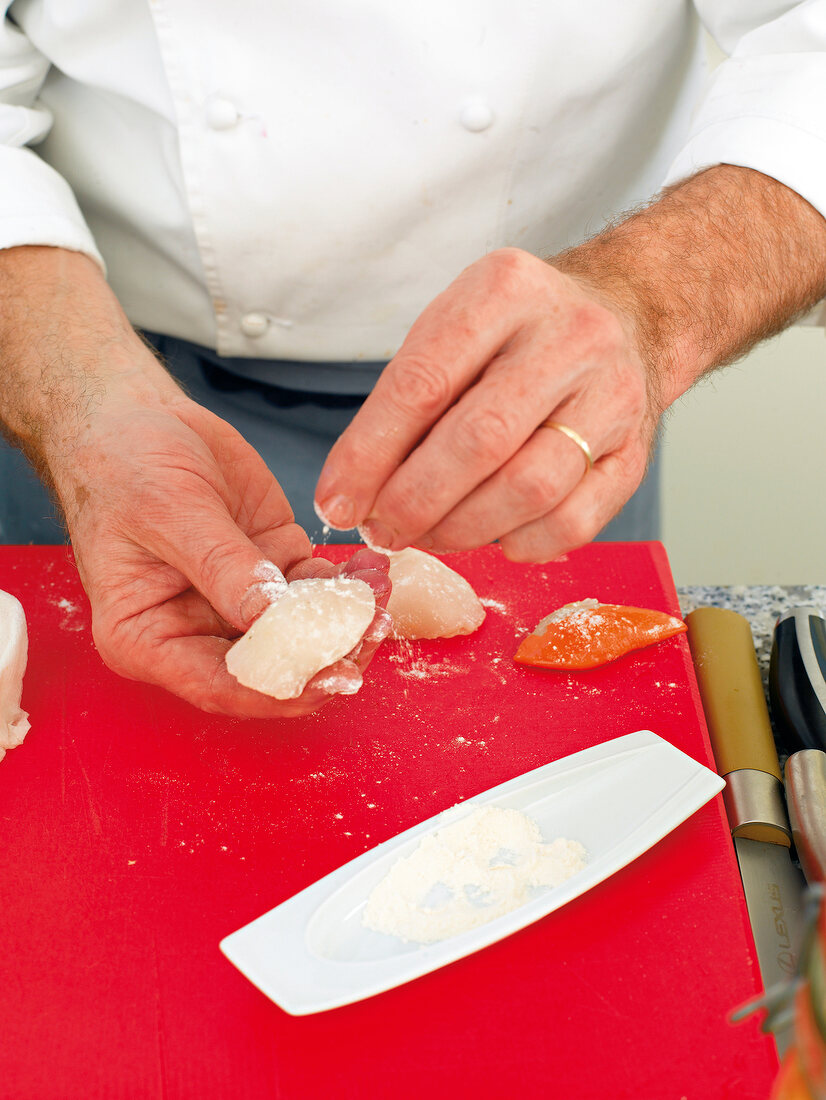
[686, 607, 791, 846]
[769, 606, 826, 754]
[786, 750, 826, 884]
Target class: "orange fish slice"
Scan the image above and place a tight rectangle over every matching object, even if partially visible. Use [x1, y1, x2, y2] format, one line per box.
[514, 598, 687, 670]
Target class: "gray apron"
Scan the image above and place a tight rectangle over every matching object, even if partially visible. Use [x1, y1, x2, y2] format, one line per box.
[0, 333, 660, 546]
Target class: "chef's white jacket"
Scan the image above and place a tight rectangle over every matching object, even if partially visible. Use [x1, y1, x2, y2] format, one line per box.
[1, 1, 825, 365]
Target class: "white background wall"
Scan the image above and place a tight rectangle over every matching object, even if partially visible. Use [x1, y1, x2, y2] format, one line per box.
[657, 31, 826, 587]
[660, 325, 826, 585]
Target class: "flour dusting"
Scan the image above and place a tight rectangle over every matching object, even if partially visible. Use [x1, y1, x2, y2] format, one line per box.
[479, 597, 508, 613]
[393, 655, 465, 681]
[48, 595, 85, 632]
[535, 598, 602, 631]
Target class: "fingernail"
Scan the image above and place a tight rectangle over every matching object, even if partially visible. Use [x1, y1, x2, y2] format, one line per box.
[356, 571, 392, 601]
[359, 520, 394, 551]
[414, 534, 434, 550]
[365, 607, 394, 643]
[240, 568, 288, 625]
[252, 560, 287, 588]
[312, 666, 364, 696]
[315, 494, 356, 530]
[344, 548, 390, 572]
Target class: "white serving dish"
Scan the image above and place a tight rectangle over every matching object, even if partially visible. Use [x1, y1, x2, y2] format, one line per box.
[220, 730, 724, 1014]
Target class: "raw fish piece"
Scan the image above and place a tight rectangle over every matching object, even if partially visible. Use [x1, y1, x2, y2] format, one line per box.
[515, 598, 686, 669]
[0, 589, 30, 762]
[226, 576, 376, 700]
[386, 548, 485, 640]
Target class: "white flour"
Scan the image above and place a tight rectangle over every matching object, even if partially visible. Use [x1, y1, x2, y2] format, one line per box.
[394, 656, 464, 681]
[534, 597, 603, 633]
[479, 597, 508, 613]
[362, 804, 587, 944]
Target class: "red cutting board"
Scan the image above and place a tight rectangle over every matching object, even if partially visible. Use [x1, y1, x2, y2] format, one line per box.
[0, 542, 776, 1100]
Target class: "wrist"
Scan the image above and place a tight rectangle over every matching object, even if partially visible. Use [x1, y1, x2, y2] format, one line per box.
[552, 165, 826, 408]
[552, 248, 682, 415]
[0, 246, 183, 486]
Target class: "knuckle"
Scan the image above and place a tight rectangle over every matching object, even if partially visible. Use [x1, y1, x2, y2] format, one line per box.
[373, 484, 429, 534]
[485, 247, 536, 297]
[618, 377, 647, 422]
[266, 525, 315, 573]
[593, 389, 644, 451]
[390, 355, 452, 418]
[333, 429, 382, 478]
[505, 462, 560, 514]
[423, 526, 471, 553]
[499, 532, 548, 565]
[615, 445, 649, 488]
[453, 407, 515, 462]
[554, 511, 593, 550]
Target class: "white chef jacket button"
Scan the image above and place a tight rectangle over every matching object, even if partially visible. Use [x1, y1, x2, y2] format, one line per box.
[459, 98, 494, 133]
[206, 96, 240, 131]
[240, 312, 269, 338]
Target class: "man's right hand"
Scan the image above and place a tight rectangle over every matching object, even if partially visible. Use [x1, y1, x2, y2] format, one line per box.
[0, 247, 390, 716]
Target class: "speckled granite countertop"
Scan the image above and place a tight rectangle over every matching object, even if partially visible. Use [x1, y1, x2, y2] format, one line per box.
[677, 585, 826, 707]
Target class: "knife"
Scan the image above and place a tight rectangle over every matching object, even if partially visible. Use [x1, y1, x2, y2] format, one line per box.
[770, 606, 826, 885]
[785, 752, 826, 885]
[686, 607, 807, 1055]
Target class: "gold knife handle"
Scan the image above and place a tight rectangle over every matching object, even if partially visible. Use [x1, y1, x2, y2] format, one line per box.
[686, 607, 791, 846]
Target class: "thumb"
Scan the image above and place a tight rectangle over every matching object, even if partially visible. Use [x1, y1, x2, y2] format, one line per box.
[147, 506, 300, 631]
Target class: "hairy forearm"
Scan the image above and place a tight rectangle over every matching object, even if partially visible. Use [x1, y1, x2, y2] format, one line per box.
[554, 164, 826, 410]
[0, 246, 181, 491]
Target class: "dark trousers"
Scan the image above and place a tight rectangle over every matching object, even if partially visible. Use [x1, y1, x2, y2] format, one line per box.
[0, 335, 660, 546]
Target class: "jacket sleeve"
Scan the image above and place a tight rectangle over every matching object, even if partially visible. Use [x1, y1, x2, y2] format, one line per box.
[0, 7, 103, 265]
[666, 3, 826, 322]
[669, 3, 826, 214]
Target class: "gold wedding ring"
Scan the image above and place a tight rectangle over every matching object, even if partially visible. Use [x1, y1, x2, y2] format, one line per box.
[540, 420, 594, 471]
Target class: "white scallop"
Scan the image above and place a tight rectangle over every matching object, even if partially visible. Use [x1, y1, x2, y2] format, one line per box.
[226, 577, 375, 700]
[386, 548, 485, 640]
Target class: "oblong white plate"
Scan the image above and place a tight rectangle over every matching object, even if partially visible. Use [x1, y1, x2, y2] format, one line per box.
[220, 730, 724, 1014]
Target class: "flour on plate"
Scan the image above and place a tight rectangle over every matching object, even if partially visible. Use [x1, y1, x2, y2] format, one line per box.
[362, 804, 587, 944]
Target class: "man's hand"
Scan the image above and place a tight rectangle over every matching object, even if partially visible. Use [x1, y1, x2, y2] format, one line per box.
[58, 393, 391, 716]
[316, 165, 826, 561]
[317, 249, 653, 562]
[0, 247, 390, 716]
